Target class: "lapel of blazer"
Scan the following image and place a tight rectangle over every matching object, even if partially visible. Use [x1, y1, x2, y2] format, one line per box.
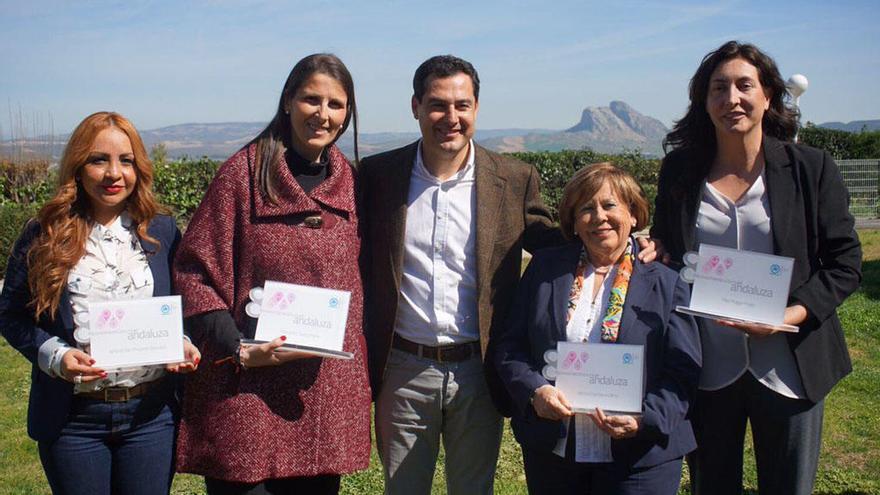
[59, 289, 74, 331]
[139, 220, 163, 297]
[474, 145, 507, 299]
[679, 153, 702, 254]
[618, 258, 656, 343]
[762, 136, 795, 255]
[386, 142, 419, 291]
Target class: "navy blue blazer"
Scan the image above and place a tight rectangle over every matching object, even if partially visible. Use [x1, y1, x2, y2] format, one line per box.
[0, 214, 180, 442]
[493, 240, 701, 469]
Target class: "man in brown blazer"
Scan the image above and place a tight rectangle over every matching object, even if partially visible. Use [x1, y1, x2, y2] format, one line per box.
[360, 55, 562, 495]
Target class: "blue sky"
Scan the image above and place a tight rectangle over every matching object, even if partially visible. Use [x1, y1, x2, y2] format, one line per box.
[1, 0, 878, 137]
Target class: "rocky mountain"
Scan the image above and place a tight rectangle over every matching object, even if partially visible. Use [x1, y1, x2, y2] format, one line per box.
[0, 101, 669, 160]
[481, 101, 668, 155]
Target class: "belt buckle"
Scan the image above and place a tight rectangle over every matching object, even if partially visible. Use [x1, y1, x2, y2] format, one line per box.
[103, 387, 130, 402]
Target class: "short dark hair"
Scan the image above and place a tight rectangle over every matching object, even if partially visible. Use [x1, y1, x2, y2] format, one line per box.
[412, 55, 480, 102]
[664, 40, 798, 158]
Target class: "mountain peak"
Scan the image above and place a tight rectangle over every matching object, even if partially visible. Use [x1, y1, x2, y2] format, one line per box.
[566, 101, 667, 142]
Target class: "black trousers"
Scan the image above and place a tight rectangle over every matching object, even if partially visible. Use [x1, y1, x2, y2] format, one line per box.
[204, 475, 341, 495]
[689, 372, 824, 495]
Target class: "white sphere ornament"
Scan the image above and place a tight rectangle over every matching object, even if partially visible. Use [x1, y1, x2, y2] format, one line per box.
[787, 74, 809, 98]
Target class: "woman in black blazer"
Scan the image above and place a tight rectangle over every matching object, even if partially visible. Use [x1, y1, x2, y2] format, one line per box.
[0, 112, 200, 495]
[651, 41, 862, 495]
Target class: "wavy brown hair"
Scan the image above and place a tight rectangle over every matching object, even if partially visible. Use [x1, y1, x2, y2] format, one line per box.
[664, 40, 799, 163]
[28, 111, 162, 320]
[253, 53, 358, 204]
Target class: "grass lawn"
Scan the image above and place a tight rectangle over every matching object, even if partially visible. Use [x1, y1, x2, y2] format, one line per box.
[1, 231, 878, 494]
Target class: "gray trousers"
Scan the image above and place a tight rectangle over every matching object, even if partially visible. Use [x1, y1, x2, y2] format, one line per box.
[375, 348, 503, 495]
[689, 372, 824, 495]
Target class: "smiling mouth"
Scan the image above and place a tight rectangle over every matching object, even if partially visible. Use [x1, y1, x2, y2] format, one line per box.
[437, 128, 462, 139]
[306, 123, 332, 135]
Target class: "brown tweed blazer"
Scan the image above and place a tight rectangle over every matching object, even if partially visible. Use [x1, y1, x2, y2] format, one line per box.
[360, 141, 562, 415]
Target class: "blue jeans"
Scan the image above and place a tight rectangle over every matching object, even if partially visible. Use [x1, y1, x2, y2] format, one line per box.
[38, 383, 177, 495]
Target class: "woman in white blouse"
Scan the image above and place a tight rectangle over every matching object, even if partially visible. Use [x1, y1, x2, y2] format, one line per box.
[0, 111, 200, 495]
[651, 41, 862, 495]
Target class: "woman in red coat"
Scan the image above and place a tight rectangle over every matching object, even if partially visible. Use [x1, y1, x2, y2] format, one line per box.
[173, 53, 370, 494]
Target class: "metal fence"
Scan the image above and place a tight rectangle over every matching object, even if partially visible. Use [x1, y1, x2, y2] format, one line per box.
[839, 159, 879, 219]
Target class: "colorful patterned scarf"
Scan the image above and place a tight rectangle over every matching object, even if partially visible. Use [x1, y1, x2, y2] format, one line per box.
[565, 239, 634, 343]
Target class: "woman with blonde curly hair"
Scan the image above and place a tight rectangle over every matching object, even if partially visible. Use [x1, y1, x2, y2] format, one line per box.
[0, 111, 200, 495]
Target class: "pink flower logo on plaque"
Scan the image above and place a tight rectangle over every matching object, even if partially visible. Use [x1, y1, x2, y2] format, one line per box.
[560, 350, 590, 371]
[703, 255, 734, 276]
[96, 308, 126, 330]
[266, 291, 296, 310]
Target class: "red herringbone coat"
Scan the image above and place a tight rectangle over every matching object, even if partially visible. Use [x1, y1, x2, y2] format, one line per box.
[173, 143, 371, 482]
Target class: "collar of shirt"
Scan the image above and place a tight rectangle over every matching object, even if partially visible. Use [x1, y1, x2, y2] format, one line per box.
[90, 210, 134, 244]
[413, 139, 476, 183]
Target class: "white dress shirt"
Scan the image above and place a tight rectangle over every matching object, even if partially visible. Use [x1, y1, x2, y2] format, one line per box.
[393, 140, 479, 346]
[37, 212, 165, 392]
[553, 264, 616, 462]
[696, 172, 806, 399]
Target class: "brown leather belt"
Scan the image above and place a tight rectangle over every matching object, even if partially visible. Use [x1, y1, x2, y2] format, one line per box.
[77, 380, 159, 402]
[392, 334, 480, 363]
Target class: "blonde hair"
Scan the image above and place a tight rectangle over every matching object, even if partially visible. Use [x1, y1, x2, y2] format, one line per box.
[558, 162, 649, 241]
[28, 111, 162, 320]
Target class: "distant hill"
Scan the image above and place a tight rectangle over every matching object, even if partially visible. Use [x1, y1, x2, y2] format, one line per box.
[0, 101, 668, 159]
[818, 120, 880, 133]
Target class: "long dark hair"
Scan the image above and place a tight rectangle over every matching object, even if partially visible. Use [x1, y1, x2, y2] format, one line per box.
[253, 53, 358, 204]
[663, 41, 799, 164]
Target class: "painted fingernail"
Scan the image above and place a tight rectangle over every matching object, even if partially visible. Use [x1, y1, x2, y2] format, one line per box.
[100, 372, 108, 378]
[89, 359, 96, 365]
[280, 335, 287, 341]
[194, 357, 201, 365]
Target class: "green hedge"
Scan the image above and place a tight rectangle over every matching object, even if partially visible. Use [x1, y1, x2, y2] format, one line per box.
[153, 157, 221, 226]
[0, 203, 40, 275]
[799, 124, 880, 159]
[509, 149, 660, 220]
[0, 150, 662, 274]
[0, 156, 221, 275]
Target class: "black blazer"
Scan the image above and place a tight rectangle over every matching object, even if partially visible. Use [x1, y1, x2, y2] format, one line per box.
[651, 136, 862, 403]
[493, 241, 701, 469]
[0, 214, 181, 441]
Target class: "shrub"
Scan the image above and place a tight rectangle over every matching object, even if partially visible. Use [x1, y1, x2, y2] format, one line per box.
[799, 124, 880, 159]
[0, 203, 39, 276]
[0, 159, 54, 205]
[508, 149, 660, 220]
[153, 157, 221, 225]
